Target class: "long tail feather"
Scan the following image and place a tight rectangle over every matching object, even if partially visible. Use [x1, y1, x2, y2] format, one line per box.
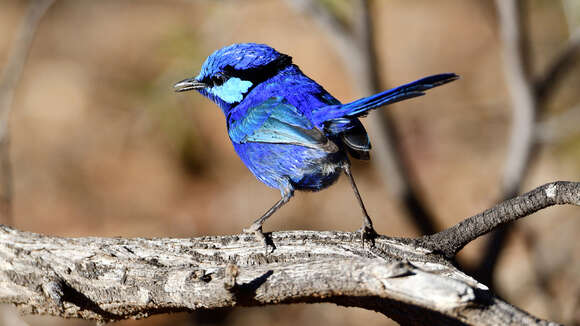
[312, 73, 458, 125]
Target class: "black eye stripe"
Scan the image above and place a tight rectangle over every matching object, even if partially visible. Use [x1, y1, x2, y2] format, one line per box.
[224, 54, 292, 86]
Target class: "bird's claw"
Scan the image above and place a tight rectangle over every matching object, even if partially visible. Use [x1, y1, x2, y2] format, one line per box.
[357, 225, 378, 248]
[243, 225, 276, 254]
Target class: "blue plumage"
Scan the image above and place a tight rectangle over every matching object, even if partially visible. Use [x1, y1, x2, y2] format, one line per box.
[175, 43, 458, 244]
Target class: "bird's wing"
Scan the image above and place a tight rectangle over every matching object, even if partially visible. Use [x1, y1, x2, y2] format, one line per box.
[228, 97, 337, 152]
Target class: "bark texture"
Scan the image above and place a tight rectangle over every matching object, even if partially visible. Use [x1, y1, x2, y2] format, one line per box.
[1, 181, 578, 325]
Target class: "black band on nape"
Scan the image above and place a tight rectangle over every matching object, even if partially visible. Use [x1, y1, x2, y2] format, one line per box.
[223, 54, 293, 85]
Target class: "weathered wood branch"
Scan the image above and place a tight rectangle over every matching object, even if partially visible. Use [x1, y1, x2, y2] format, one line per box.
[1, 181, 577, 325]
[0, 229, 555, 326]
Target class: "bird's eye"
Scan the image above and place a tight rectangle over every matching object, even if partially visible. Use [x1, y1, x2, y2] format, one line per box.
[211, 73, 227, 86]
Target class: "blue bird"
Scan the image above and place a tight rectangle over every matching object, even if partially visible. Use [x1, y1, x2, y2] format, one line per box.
[174, 43, 457, 245]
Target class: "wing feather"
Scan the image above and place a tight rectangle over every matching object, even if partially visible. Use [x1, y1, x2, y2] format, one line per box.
[228, 97, 337, 152]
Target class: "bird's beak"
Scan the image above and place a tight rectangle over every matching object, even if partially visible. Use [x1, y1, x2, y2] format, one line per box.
[173, 77, 207, 92]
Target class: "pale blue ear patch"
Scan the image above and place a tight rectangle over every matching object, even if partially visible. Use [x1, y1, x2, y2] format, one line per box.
[208, 77, 253, 104]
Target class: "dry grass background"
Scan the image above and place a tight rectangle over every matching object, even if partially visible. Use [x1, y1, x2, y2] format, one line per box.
[1, 0, 579, 325]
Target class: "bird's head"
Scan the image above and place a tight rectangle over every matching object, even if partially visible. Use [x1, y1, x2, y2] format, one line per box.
[174, 43, 293, 114]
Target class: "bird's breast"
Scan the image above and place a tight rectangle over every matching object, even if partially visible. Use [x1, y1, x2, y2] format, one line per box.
[232, 142, 346, 191]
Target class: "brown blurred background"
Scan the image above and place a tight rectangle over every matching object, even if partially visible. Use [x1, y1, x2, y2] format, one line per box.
[1, 0, 579, 325]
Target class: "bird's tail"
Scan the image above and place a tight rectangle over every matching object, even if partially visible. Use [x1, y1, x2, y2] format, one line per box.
[312, 73, 459, 125]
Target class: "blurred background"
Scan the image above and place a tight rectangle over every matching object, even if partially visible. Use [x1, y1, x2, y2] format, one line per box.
[0, 0, 579, 325]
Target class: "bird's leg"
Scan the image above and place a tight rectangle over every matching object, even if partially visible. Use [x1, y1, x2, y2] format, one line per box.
[344, 164, 378, 243]
[243, 185, 294, 251]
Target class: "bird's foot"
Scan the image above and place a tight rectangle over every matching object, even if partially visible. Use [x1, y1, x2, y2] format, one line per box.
[357, 224, 378, 248]
[243, 224, 276, 254]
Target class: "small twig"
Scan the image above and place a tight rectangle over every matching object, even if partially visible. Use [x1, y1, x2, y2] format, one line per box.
[418, 181, 580, 259]
[0, 0, 55, 225]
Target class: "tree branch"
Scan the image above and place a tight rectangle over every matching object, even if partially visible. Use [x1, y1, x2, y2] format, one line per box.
[417, 181, 580, 259]
[2, 181, 578, 325]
